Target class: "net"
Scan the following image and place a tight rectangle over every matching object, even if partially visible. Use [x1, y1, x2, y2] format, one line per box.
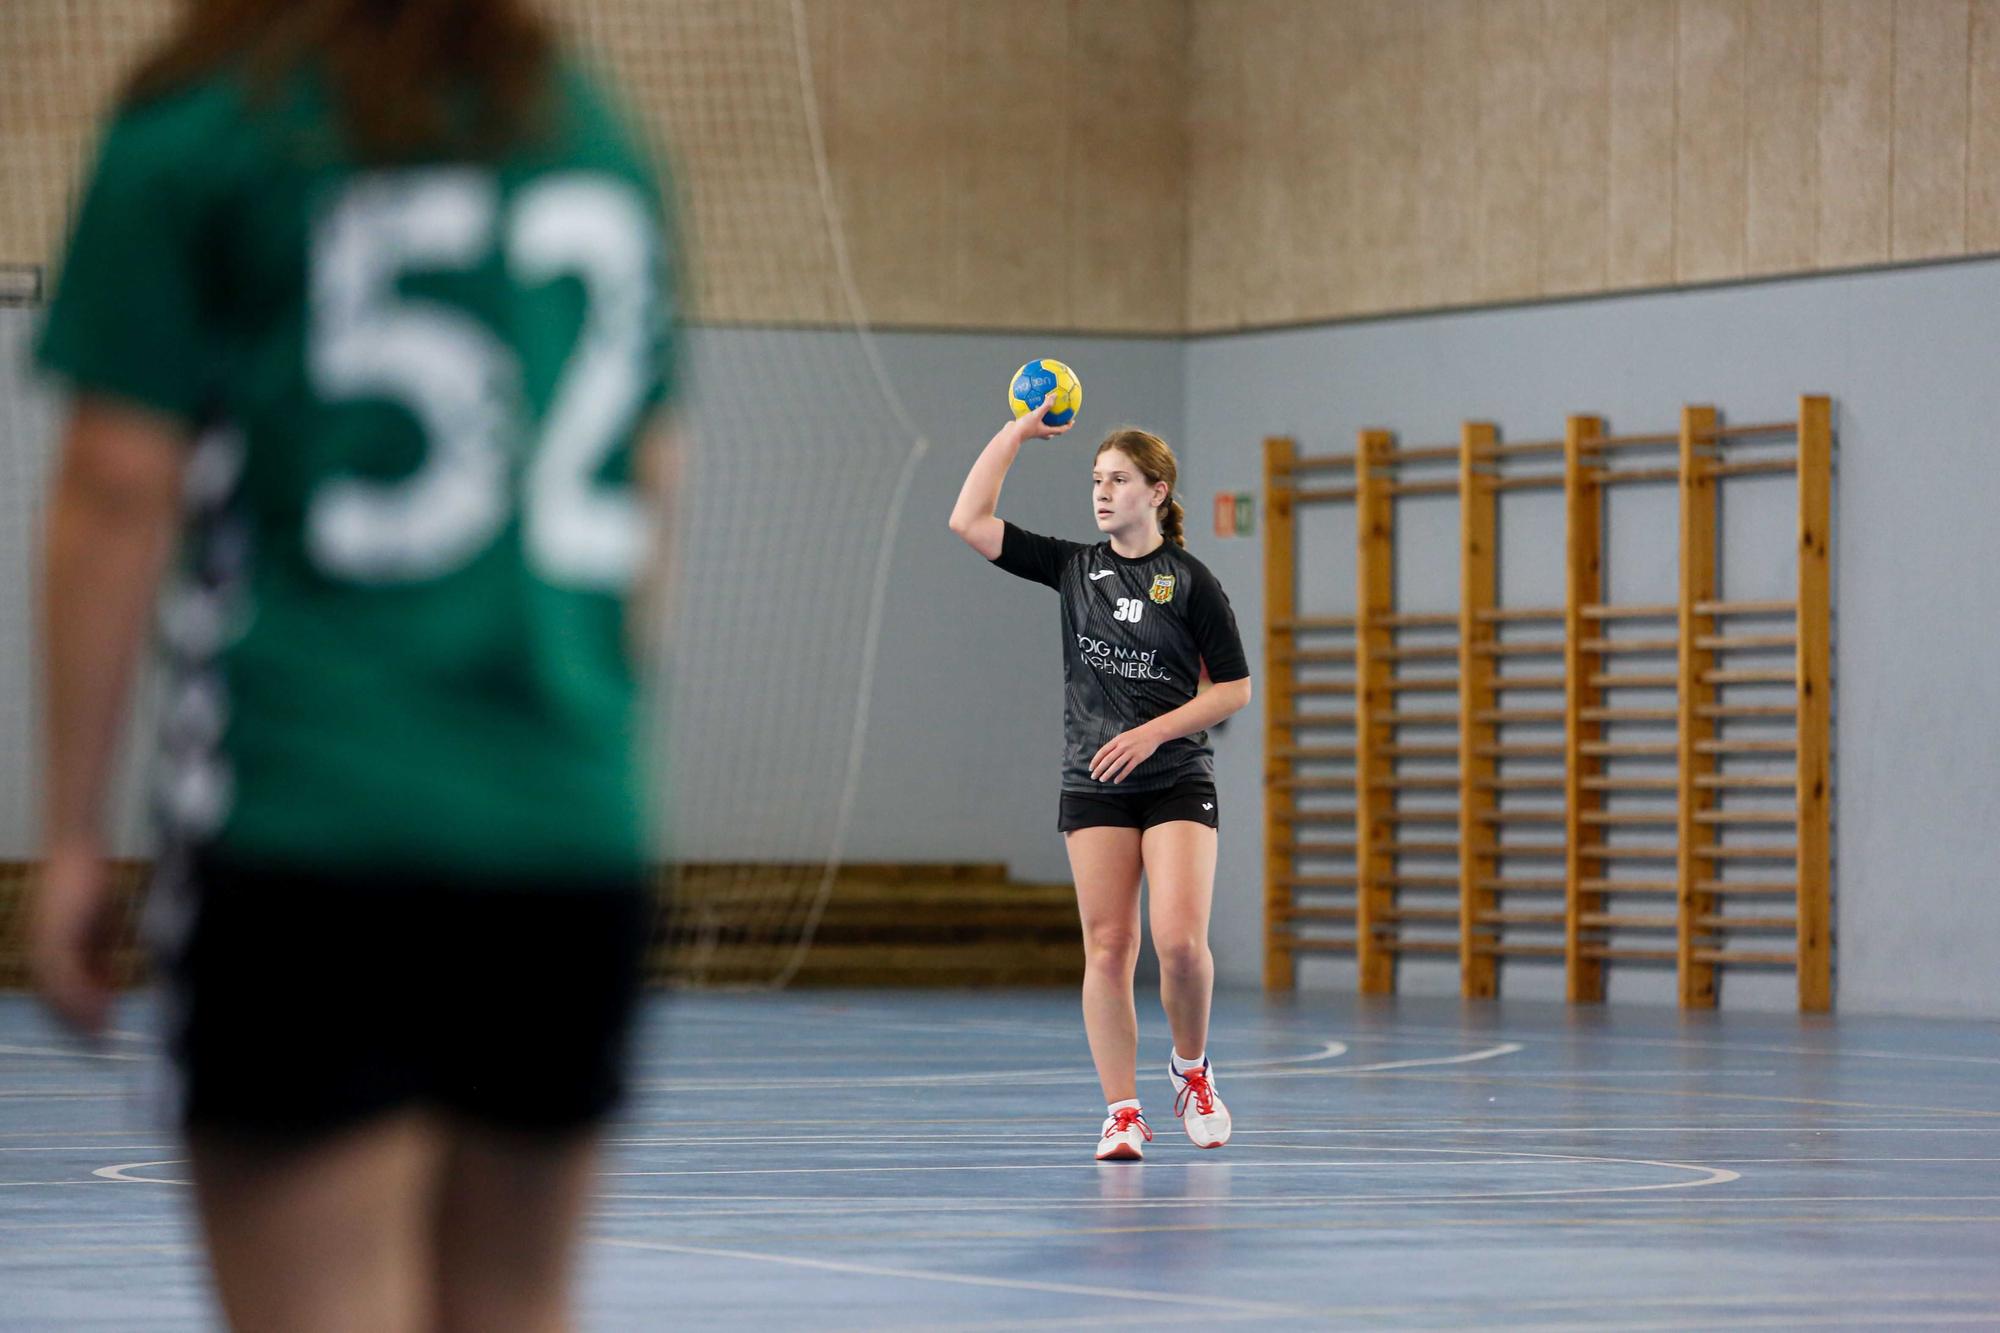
[0, 0, 927, 988]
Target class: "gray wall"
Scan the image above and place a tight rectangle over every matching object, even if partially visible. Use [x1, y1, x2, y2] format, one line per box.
[1185, 257, 2000, 1019]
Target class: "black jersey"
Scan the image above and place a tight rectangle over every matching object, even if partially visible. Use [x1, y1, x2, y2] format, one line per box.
[992, 522, 1250, 792]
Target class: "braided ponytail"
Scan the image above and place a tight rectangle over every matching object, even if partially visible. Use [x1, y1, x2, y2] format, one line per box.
[1094, 427, 1187, 548]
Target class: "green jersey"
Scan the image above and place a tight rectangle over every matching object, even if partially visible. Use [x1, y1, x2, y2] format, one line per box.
[37, 60, 677, 879]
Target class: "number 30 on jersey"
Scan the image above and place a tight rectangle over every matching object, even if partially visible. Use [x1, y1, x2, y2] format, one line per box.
[1113, 597, 1145, 623]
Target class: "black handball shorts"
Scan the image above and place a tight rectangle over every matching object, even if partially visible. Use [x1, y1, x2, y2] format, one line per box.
[150, 851, 652, 1140]
[1058, 778, 1219, 833]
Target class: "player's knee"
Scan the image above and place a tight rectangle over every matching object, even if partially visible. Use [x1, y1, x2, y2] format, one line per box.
[1153, 933, 1209, 977]
[1083, 928, 1140, 974]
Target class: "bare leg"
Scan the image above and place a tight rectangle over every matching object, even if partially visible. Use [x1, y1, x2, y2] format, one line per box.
[433, 1121, 601, 1333]
[188, 1111, 439, 1333]
[1143, 820, 1219, 1063]
[1063, 826, 1145, 1105]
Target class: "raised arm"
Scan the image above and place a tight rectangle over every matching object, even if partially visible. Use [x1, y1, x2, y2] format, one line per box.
[947, 394, 1072, 560]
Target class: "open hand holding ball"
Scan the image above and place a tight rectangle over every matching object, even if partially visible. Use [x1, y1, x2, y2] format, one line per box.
[1009, 359, 1082, 433]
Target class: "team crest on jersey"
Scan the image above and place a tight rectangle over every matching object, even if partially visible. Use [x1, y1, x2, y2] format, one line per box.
[1148, 573, 1176, 605]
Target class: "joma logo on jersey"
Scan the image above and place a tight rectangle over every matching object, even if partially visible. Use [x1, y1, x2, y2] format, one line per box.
[1148, 573, 1176, 605]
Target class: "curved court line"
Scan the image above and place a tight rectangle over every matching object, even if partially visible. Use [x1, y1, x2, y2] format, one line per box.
[636, 1038, 1354, 1093]
[92, 1160, 188, 1185]
[592, 1234, 1312, 1317]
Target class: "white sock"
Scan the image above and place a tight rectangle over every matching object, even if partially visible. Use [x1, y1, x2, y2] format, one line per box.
[1172, 1050, 1207, 1075]
[1107, 1098, 1142, 1118]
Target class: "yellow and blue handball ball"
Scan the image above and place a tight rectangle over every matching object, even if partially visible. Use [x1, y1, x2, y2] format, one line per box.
[1008, 358, 1082, 428]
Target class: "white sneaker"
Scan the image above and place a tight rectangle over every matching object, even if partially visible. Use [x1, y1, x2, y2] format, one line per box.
[1095, 1106, 1153, 1161]
[1170, 1058, 1232, 1149]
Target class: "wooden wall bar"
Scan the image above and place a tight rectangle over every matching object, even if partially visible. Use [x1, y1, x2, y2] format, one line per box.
[1263, 397, 1835, 1010]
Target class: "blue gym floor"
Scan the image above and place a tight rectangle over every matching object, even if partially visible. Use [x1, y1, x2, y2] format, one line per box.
[4, 987, 1999, 1330]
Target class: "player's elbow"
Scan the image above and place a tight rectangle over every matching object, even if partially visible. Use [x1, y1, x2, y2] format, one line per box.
[1221, 676, 1253, 713]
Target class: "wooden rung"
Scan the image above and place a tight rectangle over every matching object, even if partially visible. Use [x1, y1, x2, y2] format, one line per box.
[1711, 458, 1797, 478]
[1589, 430, 1681, 450]
[1581, 777, 1678, 791]
[1491, 843, 1565, 858]
[1389, 677, 1462, 693]
[1490, 674, 1568, 691]
[1694, 809, 1796, 825]
[1384, 743, 1459, 758]
[1695, 879, 1798, 896]
[1695, 739, 1796, 755]
[1272, 617, 1358, 633]
[1379, 907, 1462, 923]
[1475, 641, 1566, 657]
[1278, 841, 1359, 856]
[1710, 419, 1798, 438]
[1473, 942, 1568, 958]
[1295, 682, 1359, 696]
[1279, 876, 1358, 891]
[1384, 811, 1461, 826]
[1294, 485, 1359, 503]
[1475, 910, 1566, 926]
[1274, 713, 1359, 728]
[1478, 877, 1566, 892]
[1274, 745, 1358, 762]
[1375, 712, 1460, 727]
[1579, 878, 1677, 893]
[1695, 914, 1795, 931]
[1593, 465, 1678, 484]
[1277, 810, 1357, 826]
[1700, 845, 1799, 860]
[1580, 812, 1676, 826]
[1697, 704, 1797, 719]
[1695, 599, 1795, 616]
[1282, 451, 1360, 473]
[1476, 744, 1565, 758]
[1492, 473, 1565, 493]
[1694, 775, 1796, 790]
[1378, 938, 1462, 955]
[1275, 649, 1357, 666]
[1282, 936, 1359, 952]
[1475, 438, 1565, 459]
[1381, 874, 1460, 889]
[1386, 479, 1460, 499]
[1578, 913, 1678, 929]
[1476, 607, 1564, 623]
[1701, 669, 1795, 685]
[1285, 905, 1359, 922]
[1590, 672, 1678, 689]
[1578, 946, 1679, 962]
[1579, 742, 1676, 757]
[1475, 708, 1565, 723]
[1379, 840, 1460, 855]
[1272, 777, 1360, 792]
[1374, 611, 1460, 629]
[1383, 644, 1461, 661]
[1581, 707, 1676, 722]
[1479, 777, 1566, 791]
[1580, 845, 1679, 860]
[1696, 633, 1796, 651]
[1580, 637, 1677, 654]
[1482, 810, 1565, 825]
[1690, 948, 1798, 966]
[1581, 603, 1676, 620]
[1373, 777, 1461, 791]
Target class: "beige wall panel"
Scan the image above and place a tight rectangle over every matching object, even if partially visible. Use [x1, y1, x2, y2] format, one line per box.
[1539, 0, 1612, 296]
[1744, 0, 1820, 273]
[1066, 0, 1186, 332]
[1607, 0, 1678, 288]
[946, 1, 1073, 330]
[1476, 0, 1545, 301]
[1817, 0, 1894, 267]
[1674, 0, 1748, 283]
[820, 0, 954, 329]
[1891, 0, 1971, 260]
[1287, 0, 1357, 322]
[1972, 0, 2000, 249]
[1245, 0, 1315, 325]
[1416, 0, 1483, 309]
[1349, 0, 1424, 314]
[1183, 0, 1245, 329]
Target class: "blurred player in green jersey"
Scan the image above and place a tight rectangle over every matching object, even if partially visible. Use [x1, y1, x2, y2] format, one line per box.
[28, 0, 680, 1325]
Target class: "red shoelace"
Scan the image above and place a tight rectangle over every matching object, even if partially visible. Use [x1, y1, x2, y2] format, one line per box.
[1103, 1106, 1153, 1141]
[1175, 1067, 1217, 1117]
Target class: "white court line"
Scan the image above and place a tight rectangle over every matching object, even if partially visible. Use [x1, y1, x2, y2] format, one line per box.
[92, 1160, 187, 1185]
[0, 1043, 144, 1062]
[591, 1234, 1310, 1318]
